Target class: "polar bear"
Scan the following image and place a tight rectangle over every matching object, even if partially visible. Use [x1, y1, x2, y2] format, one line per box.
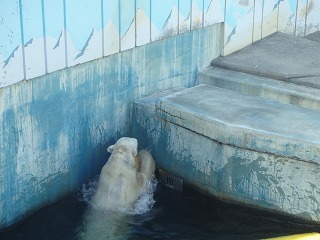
[91, 137, 155, 211]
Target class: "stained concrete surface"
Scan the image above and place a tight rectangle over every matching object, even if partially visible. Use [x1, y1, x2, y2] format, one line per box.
[133, 32, 320, 224]
[305, 31, 320, 43]
[212, 32, 320, 85]
[156, 84, 320, 164]
[133, 84, 320, 223]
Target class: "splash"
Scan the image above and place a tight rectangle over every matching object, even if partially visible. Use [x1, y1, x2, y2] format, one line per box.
[77, 176, 99, 203]
[128, 178, 158, 215]
[77, 175, 158, 215]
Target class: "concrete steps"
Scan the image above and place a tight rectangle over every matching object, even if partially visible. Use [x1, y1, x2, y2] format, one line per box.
[132, 32, 320, 223]
[199, 67, 320, 111]
[156, 84, 320, 164]
[211, 32, 320, 83]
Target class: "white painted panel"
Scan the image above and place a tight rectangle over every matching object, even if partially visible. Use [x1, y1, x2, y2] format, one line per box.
[103, 0, 120, 56]
[136, 0, 151, 46]
[21, 0, 46, 79]
[305, 0, 320, 35]
[278, 0, 297, 35]
[253, 0, 263, 42]
[224, 0, 254, 56]
[44, 0, 66, 73]
[262, 0, 279, 38]
[0, 0, 24, 87]
[66, 0, 102, 67]
[120, 0, 135, 51]
[151, 0, 179, 41]
[179, 0, 191, 34]
[296, 0, 307, 36]
[204, 0, 225, 27]
[191, 0, 203, 30]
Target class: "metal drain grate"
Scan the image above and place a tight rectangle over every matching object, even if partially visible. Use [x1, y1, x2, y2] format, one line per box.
[157, 169, 183, 192]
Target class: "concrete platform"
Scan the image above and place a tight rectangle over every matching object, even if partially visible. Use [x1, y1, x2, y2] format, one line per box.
[156, 84, 320, 163]
[199, 67, 320, 111]
[132, 32, 320, 224]
[305, 31, 320, 43]
[132, 84, 320, 223]
[212, 32, 320, 86]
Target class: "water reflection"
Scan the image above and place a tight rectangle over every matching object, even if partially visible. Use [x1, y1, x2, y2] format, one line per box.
[1, 179, 320, 240]
[77, 209, 132, 240]
[77, 176, 158, 240]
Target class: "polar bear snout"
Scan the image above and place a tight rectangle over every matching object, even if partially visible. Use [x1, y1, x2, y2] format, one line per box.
[111, 146, 136, 169]
[112, 146, 127, 155]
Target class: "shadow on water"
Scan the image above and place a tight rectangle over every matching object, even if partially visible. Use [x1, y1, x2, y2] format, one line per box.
[1, 178, 320, 240]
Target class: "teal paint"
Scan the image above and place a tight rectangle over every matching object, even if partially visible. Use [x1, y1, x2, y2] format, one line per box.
[131, 85, 320, 224]
[0, 24, 222, 230]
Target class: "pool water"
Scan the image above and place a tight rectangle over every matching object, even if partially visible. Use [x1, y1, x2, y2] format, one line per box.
[1, 176, 319, 240]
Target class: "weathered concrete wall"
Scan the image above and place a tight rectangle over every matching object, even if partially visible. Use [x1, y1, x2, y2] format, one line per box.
[132, 87, 320, 223]
[0, 24, 222, 230]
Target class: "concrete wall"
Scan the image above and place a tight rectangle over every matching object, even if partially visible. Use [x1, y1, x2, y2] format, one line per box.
[1, 0, 320, 230]
[132, 91, 320, 223]
[0, 23, 222, 230]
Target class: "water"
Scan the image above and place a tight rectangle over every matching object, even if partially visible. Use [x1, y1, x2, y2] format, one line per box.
[1, 176, 319, 240]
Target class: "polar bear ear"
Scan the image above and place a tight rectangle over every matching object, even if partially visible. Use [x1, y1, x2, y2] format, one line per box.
[132, 149, 138, 157]
[107, 145, 115, 153]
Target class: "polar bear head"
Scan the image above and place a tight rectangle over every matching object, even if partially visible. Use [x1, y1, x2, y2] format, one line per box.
[107, 137, 138, 156]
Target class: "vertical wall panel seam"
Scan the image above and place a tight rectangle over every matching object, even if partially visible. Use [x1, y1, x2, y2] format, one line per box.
[202, 0, 204, 28]
[223, 0, 227, 46]
[135, 0, 137, 47]
[178, 0, 180, 34]
[63, 0, 68, 67]
[250, 0, 253, 43]
[252, 0, 256, 43]
[190, 0, 193, 31]
[189, 0, 193, 31]
[304, 0, 308, 36]
[149, 0, 151, 42]
[261, 0, 264, 38]
[18, 0, 26, 80]
[118, 0, 121, 51]
[276, 1, 280, 32]
[294, 0, 299, 36]
[41, 0, 48, 74]
[101, 0, 105, 56]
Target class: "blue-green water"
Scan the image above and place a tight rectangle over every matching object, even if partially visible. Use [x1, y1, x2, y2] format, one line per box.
[1, 177, 319, 240]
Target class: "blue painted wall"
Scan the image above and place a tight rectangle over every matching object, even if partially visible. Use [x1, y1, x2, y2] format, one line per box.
[0, 24, 222, 230]
[0, 0, 225, 87]
[1, 0, 320, 230]
[2, 0, 320, 87]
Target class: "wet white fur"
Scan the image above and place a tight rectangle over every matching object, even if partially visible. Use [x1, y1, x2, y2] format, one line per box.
[91, 137, 155, 211]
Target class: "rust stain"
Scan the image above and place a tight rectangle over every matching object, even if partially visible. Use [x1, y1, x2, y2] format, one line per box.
[300, 0, 314, 17]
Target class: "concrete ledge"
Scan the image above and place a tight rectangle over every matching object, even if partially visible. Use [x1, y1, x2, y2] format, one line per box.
[199, 67, 320, 111]
[212, 32, 320, 84]
[156, 85, 320, 164]
[132, 86, 320, 223]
